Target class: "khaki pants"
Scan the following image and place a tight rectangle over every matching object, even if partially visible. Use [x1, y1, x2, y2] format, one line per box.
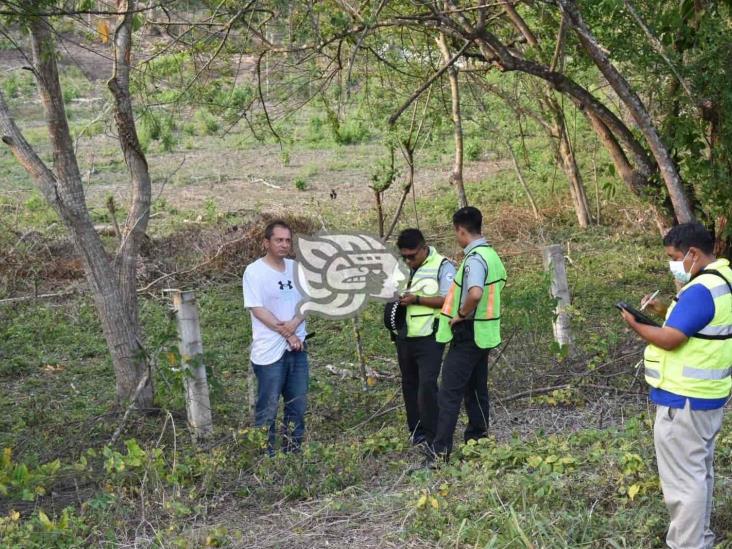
[654, 402, 724, 549]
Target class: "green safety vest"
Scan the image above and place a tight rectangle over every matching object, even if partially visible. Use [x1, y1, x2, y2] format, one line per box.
[644, 258, 732, 399]
[436, 244, 507, 349]
[404, 247, 449, 338]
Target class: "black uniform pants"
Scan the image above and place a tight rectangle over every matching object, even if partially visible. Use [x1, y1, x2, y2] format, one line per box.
[395, 335, 444, 444]
[432, 322, 490, 457]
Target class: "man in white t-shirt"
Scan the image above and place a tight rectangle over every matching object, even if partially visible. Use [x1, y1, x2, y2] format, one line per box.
[243, 220, 308, 454]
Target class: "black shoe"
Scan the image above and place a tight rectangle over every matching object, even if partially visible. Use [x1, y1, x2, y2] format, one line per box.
[407, 454, 437, 474]
[410, 434, 427, 446]
[421, 453, 438, 470]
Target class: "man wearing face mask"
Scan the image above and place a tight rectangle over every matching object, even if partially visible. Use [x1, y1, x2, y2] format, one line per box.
[620, 222, 732, 549]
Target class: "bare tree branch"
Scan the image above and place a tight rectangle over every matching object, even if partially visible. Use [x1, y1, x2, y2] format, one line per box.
[388, 40, 469, 126]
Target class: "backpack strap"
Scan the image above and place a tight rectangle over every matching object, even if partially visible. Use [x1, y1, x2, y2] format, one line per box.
[700, 269, 732, 311]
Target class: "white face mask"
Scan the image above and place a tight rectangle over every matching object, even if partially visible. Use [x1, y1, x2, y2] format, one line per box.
[669, 251, 695, 284]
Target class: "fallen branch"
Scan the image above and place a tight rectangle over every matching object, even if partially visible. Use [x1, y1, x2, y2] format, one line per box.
[324, 363, 395, 380]
[498, 384, 570, 404]
[488, 329, 516, 369]
[93, 224, 119, 237]
[249, 176, 281, 189]
[347, 388, 401, 431]
[0, 290, 77, 305]
[136, 231, 251, 293]
[498, 381, 644, 404]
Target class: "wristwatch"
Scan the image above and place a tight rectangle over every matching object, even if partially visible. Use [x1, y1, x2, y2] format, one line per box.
[415, 295, 421, 305]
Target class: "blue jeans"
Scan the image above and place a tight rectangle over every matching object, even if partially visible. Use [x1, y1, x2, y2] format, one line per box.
[252, 349, 309, 454]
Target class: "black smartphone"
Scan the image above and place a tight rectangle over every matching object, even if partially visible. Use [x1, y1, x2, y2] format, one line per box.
[616, 301, 661, 327]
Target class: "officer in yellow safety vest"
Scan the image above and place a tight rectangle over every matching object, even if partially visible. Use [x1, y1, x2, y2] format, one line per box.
[428, 207, 507, 462]
[620, 222, 732, 549]
[395, 229, 456, 447]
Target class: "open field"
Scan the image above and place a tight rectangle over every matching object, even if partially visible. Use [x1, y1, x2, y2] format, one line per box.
[2, 20, 732, 549]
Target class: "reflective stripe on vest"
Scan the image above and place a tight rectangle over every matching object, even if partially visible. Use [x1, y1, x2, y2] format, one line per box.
[405, 247, 447, 338]
[643, 259, 732, 399]
[436, 244, 507, 349]
[711, 284, 732, 298]
[696, 324, 732, 338]
[682, 365, 732, 380]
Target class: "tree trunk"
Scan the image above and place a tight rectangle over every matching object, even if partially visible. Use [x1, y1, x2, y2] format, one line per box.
[557, 0, 695, 223]
[465, 22, 656, 186]
[460, 2, 673, 230]
[556, 117, 591, 228]
[507, 142, 540, 220]
[109, 0, 153, 356]
[374, 188, 385, 238]
[352, 315, 369, 389]
[585, 111, 672, 232]
[436, 32, 468, 208]
[500, 4, 590, 228]
[0, 13, 153, 408]
[539, 95, 592, 228]
[384, 146, 415, 241]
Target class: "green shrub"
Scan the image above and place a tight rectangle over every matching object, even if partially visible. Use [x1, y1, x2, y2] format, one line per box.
[334, 117, 370, 145]
[306, 115, 326, 142]
[194, 108, 220, 135]
[0, 448, 62, 502]
[407, 416, 668, 546]
[0, 507, 90, 547]
[280, 148, 291, 166]
[465, 139, 483, 161]
[137, 110, 177, 152]
[1, 71, 35, 99]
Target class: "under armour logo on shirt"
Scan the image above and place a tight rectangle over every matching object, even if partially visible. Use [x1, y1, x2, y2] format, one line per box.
[278, 280, 293, 290]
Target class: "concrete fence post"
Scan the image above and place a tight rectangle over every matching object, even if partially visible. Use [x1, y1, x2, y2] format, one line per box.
[171, 290, 213, 441]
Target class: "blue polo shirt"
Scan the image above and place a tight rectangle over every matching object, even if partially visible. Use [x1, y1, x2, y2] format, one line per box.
[650, 284, 727, 410]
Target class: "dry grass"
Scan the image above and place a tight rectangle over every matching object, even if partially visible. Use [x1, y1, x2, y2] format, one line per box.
[0, 212, 320, 298]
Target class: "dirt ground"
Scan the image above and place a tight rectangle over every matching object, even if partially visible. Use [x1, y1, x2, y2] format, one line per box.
[83, 141, 509, 219]
[181, 394, 649, 549]
[0, 32, 510, 226]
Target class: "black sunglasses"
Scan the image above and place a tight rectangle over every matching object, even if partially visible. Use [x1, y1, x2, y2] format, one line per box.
[401, 247, 425, 261]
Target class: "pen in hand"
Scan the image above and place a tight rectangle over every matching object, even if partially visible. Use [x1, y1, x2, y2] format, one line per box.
[640, 290, 660, 311]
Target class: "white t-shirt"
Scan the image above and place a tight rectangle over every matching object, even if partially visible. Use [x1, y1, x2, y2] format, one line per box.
[243, 257, 307, 365]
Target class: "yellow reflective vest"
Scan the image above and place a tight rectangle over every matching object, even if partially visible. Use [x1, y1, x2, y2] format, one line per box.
[436, 244, 507, 349]
[404, 247, 448, 338]
[644, 259, 732, 399]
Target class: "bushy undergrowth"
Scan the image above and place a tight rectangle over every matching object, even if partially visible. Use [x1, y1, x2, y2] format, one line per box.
[1, 211, 716, 546]
[407, 417, 663, 546]
[0, 53, 717, 544]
